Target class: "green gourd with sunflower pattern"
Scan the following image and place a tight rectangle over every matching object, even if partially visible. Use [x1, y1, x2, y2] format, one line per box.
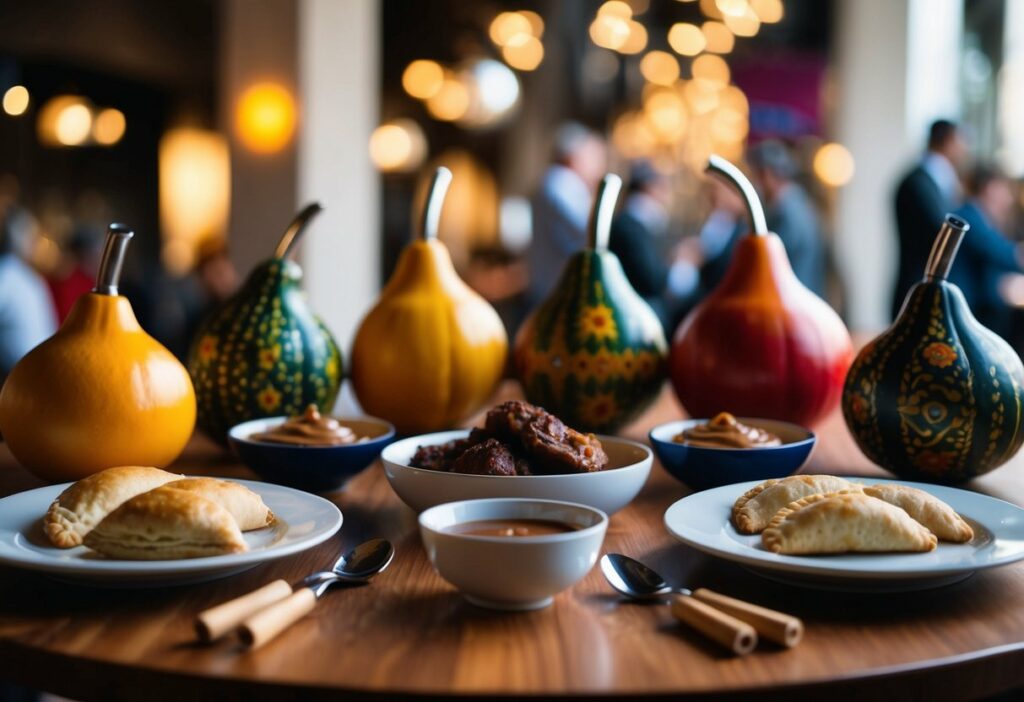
[515, 174, 668, 433]
[188, 203, 342, 441]
[843, 214, 1024, 483]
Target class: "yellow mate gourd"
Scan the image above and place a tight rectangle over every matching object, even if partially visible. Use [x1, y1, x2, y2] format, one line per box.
[351, 167, 507, 434]
[0, 224, 196, 482]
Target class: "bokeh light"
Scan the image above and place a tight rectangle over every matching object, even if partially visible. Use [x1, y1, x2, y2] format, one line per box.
[502, 36, 545, 70]
[702, 21, 735, 53]
[590, 14, 631, 51]
[3, 86, 29, 116]
[750, 0, 784, 23]
[640, 51, 680, 86]
[235, 82, 297, 154]
[93, 108, 126, 145]
[461, 59, 521, 127]
[692, 54, 731, 87]
[668, 23, 706, 56]
[618, 21, 649, 54]
[716, 0, 749, 17]
[699, 0, 724, 20]
[644, 88, 688, 142]
[724, 5, 761, 36]
[402, 60, 445, 99]
[426, 77, 470, 121]
[369, 119, 427, 172]
[489, 12, 533, 47]
[814, 142, 856, 187]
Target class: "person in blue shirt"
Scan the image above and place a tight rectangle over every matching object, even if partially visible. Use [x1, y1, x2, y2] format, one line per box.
[527, 123, 607, 307]
[949, 163, 1024, 339]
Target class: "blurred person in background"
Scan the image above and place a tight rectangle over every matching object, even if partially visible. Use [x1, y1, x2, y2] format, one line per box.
[527, 122, 607, 306]
[949, 164, 1024, 339]
[609, 160, 699, 333]
[696, 175, 749, 295]
[748, 140, 826, 295]
[46, 225, 103, 322]
[892, 119, 970, 318]
[0, 202, 57, 381]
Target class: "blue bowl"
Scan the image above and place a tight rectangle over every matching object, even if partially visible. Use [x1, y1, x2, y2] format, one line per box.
[228, 415, 395, 493]
[649, 418, 816, 492]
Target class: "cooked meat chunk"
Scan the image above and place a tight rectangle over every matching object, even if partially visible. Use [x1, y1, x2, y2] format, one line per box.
[483, 400, 609, 474]
[410, 438, 474, 471]
[450, 439, 517, 476]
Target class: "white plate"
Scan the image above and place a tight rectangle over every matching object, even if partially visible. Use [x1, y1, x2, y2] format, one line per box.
[382, 430, 652, 515]
[664, 479, 1024, 592]
[0, 479, 342, 587]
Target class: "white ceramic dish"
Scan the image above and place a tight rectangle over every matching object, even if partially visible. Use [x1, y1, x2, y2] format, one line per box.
[382, 430, 652, 515]
[0, 479, 342, 587]
[664, 478, 1024, 592]
[419, 498, 608, 610]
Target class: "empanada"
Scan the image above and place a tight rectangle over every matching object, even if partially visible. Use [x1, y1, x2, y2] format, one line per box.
[45, 466, 182, 548]
[732, 475, 860, 534]
[84, 485, 247, 560]
[166, 477, 274, 531]
[761, 493, 937, 555]
[863, 484, 973, 543]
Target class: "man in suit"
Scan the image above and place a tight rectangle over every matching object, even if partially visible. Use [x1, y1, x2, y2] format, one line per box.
[892, 119, 970, 318]
[748, 140, 826, 295]
[608, 161, 699, 332]
[527, 122, 607, 307]
[950, 164, 1024, 338]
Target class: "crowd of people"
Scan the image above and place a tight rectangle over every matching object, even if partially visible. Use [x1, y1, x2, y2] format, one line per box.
[530, 120, 1024, 341]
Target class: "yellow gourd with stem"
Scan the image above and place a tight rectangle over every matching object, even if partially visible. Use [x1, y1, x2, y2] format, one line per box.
[0, 224, 196, 482]
[351, 167, 508, 434]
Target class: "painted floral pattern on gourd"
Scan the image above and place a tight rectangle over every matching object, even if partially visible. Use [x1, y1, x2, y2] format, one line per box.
[515, 253, 667, 433]
[842, 285, 1024, 483]
[188, 259, 342, 441]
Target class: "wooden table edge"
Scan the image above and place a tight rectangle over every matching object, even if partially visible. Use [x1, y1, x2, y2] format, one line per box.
[1, 638, 1021, 701]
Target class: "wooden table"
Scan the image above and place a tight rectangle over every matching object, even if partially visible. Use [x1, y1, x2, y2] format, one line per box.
[1, 383, 1023, 701]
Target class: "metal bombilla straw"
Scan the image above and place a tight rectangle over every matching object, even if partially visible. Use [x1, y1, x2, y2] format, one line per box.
[705, 154, 769, 237]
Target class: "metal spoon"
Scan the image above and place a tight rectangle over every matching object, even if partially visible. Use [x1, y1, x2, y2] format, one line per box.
[238, 538, 394, 649]
[601, 553, 802, 653]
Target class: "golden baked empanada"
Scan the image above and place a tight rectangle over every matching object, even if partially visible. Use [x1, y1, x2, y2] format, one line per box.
[45, 466, 182, 548]
[84, 485, 247, 560]
[166, 477, 274, 531]
[761, 493, 937, 555]
[732, 475, 860, 534]
[863, 484, 973, 543]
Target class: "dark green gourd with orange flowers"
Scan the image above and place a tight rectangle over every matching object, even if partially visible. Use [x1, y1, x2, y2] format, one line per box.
[515, 175, 667, 433]
[843, 215, 1024, 483]
[188, 204, 342, 440]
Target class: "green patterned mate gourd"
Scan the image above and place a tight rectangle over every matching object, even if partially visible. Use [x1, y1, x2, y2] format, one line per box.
[843, 214, 1024, 483]
[188, 204, 342, 441]
[514, 174, 668, 433]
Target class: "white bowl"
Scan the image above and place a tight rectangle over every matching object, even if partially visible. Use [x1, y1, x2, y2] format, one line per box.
[419, 498, 608, 610]
[381, 430, 652, 515]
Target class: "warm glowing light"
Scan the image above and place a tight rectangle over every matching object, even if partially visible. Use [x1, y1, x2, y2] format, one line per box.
[699, 0, 724, 20]
[692, 54, 731, 87]
[502, 36, 545, 70]
[235, 82, 297, 154]
[716, 0, 749, 17]
[724, 5, 761, 36]
[426, 77, 470, 120]
[750, 0, 784, 23]
[55, 103, 93, 145]
[159, 128, 230, 274]
[598, 1, 633, 19]
[612, 110, 657, 158]
[682, 79, 720, 114]
[719, 85, 749, 114]
[628, 0, 651, 13]
[590, 14, 632, 50]
[668, 23, 706, 56]
[520, 10, 545, 36]
[490, 12, 533, 47]
[640, 51, 680, 86]
[369, 119, 427, 173]
[644, 88, 688, 142]
[3, 86, 29, 116]
[93, 108, 126, 145]
[814, 142, 856, 187]
[710, 105, 749, 142]
[702, 21, 735, 53]
[618, 21, 648, 54]
[462, 59, 521, 127]
[402, 60, 445, 99]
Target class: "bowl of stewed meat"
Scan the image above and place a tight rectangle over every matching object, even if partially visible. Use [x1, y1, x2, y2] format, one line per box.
[380, 401, 652, 515]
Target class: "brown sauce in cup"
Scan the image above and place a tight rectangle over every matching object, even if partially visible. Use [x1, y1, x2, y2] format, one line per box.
[444, 519, 578, 537]
[673, 412, 782, 449]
